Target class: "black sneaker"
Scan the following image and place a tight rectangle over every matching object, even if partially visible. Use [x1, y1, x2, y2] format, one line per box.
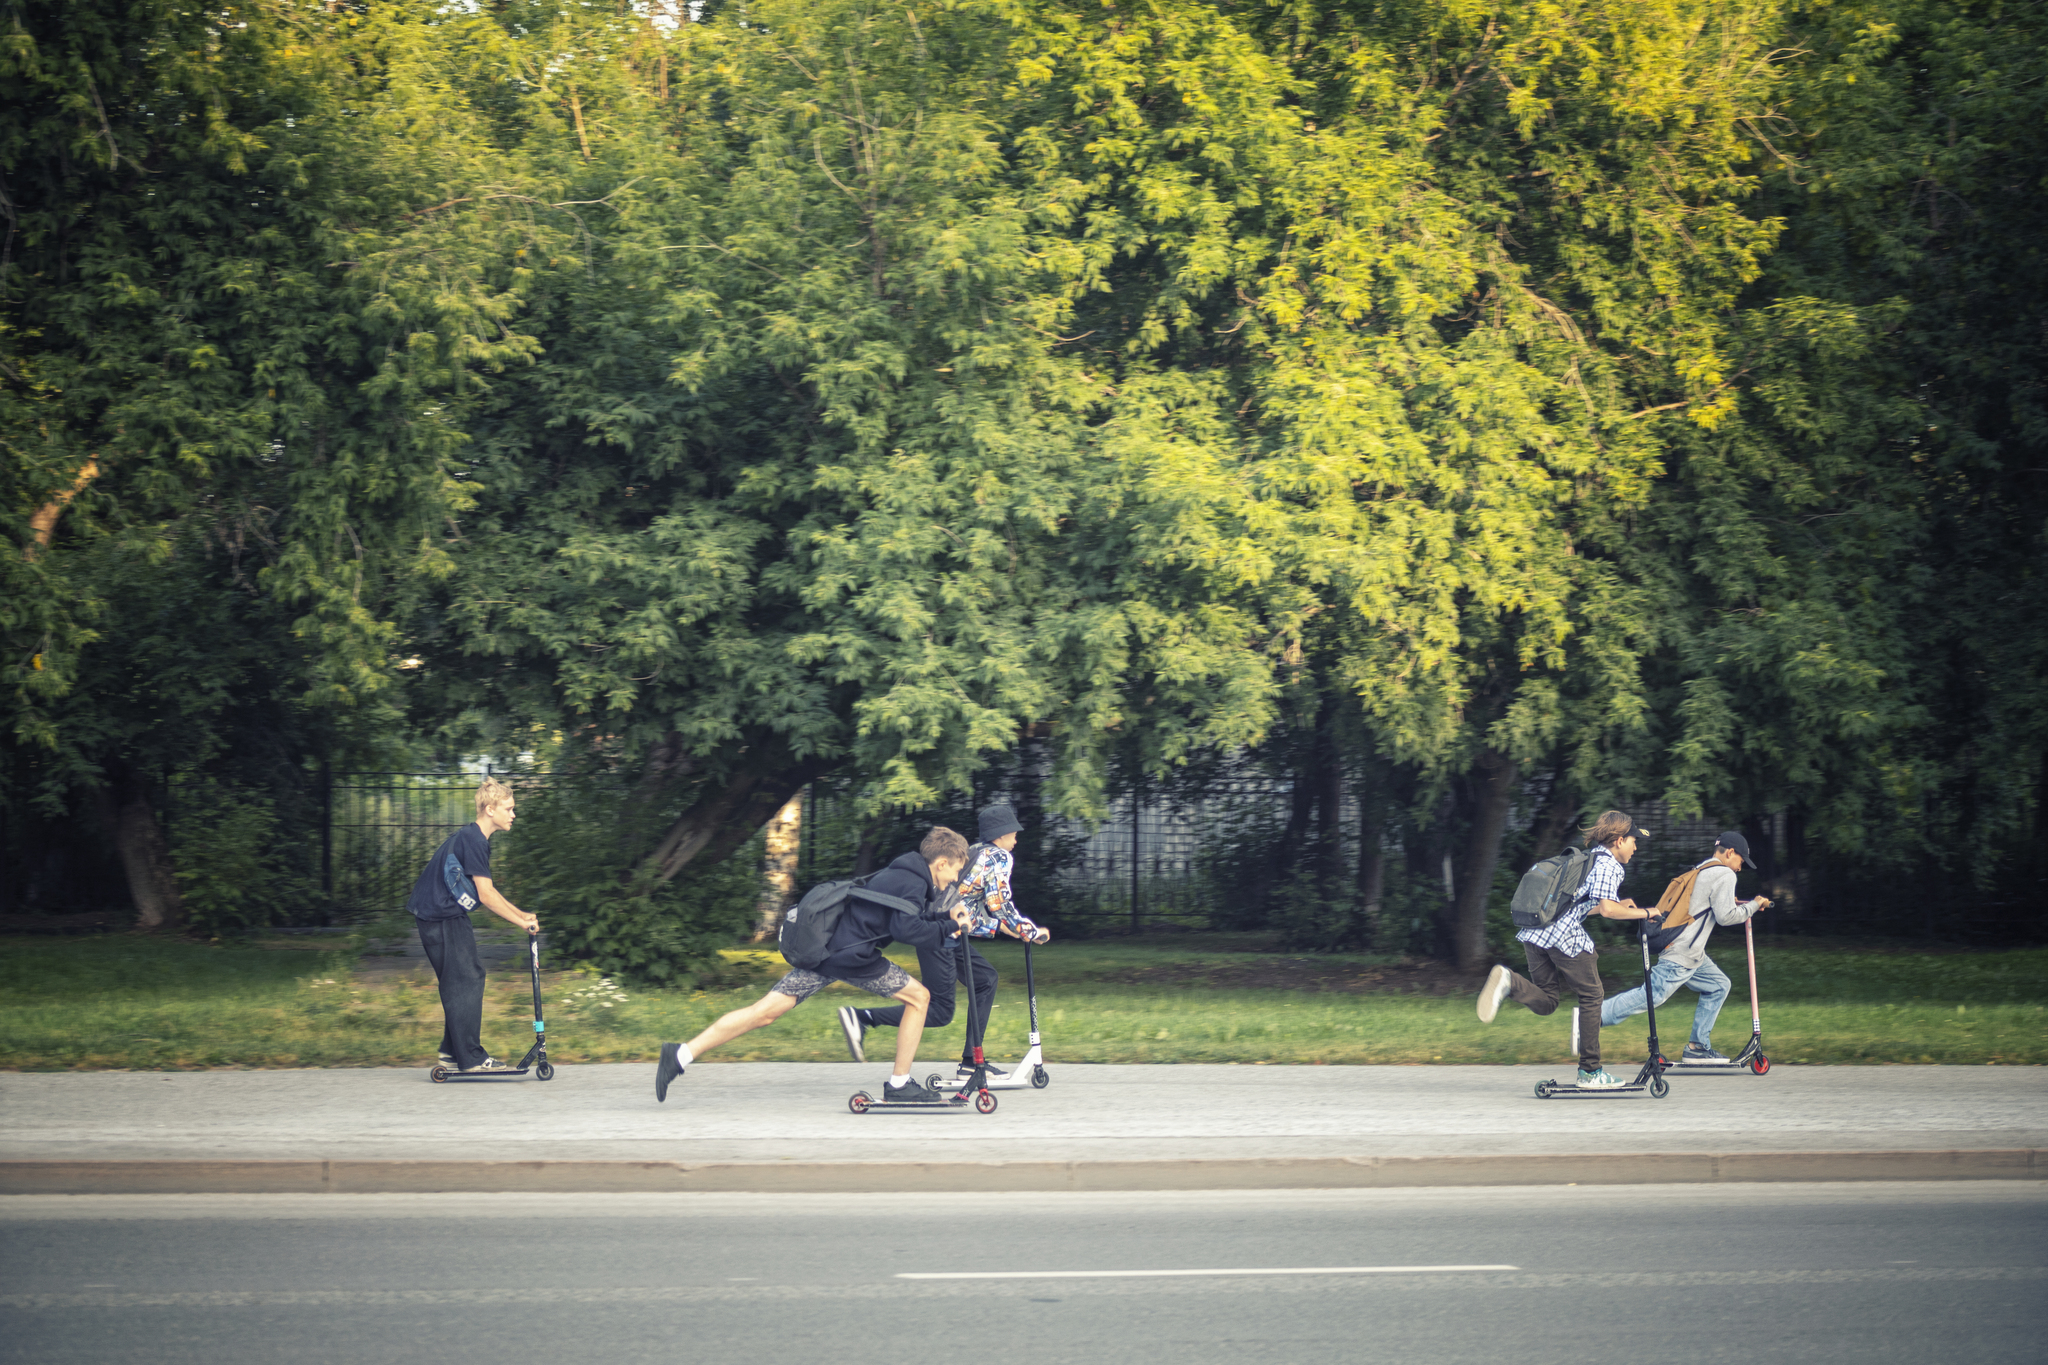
[957, 1060, 1007, 1079]
[837, 1006, 867, 1063]
[655, 1043, 686, 1102]
[882, 1078, 943, 1104]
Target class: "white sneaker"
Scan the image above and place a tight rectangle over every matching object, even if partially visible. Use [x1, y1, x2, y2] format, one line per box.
[1575, 1068, 1626, 1089]
[1476, 965, 1512, 1023]
[461, 1056, 512, 1073]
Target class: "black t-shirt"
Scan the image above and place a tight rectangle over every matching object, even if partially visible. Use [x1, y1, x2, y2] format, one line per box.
[406, 824, 493, 921]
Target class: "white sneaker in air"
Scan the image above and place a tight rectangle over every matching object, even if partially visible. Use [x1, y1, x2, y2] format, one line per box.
[1477, 965, 1512, 1023]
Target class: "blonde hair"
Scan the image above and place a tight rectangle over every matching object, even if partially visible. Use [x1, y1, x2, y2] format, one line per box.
[1582, 809, 1634, 849]
[475, 778, 514, 818]
[919, 825, 970, 865]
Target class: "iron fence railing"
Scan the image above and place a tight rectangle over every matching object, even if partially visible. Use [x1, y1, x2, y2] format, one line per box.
[326, 767, 1761, 930]
[324, 771, 554, 919]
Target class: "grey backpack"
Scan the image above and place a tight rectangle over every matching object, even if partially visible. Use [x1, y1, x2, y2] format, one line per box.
[1509, 846, 1597, 930]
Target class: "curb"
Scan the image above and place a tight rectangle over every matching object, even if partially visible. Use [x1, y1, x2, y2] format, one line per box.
[3, 1150, 2041, 1195]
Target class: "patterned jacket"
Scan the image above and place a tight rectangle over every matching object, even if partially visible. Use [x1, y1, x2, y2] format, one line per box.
[956, 843, 1043, 941]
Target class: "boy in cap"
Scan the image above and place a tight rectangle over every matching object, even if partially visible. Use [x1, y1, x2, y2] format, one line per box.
[1474, 810, 1658, 1088]
[839, 802, 1050, 1083]
[1599, 831, 1772, 1062]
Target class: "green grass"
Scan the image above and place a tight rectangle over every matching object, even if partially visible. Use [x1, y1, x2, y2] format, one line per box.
[2, 931, 2043, 1071]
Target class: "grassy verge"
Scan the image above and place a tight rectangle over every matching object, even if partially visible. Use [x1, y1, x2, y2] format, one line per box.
[1, 930, 2043, 1071]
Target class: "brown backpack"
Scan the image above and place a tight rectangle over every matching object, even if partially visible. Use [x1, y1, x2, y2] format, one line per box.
[1646, 863, 1710, 951]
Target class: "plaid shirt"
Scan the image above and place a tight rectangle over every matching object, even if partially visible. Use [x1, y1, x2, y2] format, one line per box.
[956, 844, 1042, 941]
[1516, 844, 1623, 957]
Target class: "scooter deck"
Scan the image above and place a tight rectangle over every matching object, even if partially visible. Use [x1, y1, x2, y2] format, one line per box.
[927, 1044, 1050, 1092]
[848, 1088, 996, 1114]
[1659, 1037, 1771, 1075]
[1534, 1066, 1670, 1099]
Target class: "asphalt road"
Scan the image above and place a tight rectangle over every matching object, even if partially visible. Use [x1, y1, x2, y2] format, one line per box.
[3, 1183, 2042, 1364]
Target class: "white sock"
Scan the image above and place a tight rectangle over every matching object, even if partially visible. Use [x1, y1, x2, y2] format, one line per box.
[887, 1073, 910, 1088]
[673, 1044, 694, 1068]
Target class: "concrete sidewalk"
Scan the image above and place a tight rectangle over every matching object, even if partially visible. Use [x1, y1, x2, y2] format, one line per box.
[4, 1063, 2042, 1194]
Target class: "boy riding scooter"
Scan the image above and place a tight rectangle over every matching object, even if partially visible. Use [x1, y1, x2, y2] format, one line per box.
[654, 827, 974, 1105]
[839, 802, 1049, 1082]
[1601, 831, 1770, 1063]
[1475, 810, 1657, 1088]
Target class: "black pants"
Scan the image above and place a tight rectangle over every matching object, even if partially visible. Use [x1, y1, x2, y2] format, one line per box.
[1507, 942, 1604, 1073]
[417, 915, 488, 1069]
[861, 938, 995, 1063]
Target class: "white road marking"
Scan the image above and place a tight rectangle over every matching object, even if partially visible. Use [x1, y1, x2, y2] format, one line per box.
[897, 1265, 1520, 1280]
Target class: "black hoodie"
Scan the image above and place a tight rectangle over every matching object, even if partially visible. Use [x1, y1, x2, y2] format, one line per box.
[814, 850, 956, 980]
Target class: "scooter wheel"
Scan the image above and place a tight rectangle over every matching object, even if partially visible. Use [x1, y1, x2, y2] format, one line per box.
[1650, 1076, 1670, 1099]
[1031, 1066, 1050, 1089]
[926, 1074, 948, 1091]
[849, 1092, 872, 1114]
[430, 1067, 450, 1084]
[535, 1061, 555, 1081]
[1751, 1055, 1771, 1076]
[975, 1090, 998, 1114]
[1535, 1082, 1553, 1099]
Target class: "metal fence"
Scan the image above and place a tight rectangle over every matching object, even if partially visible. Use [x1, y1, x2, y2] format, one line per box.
[325, 771, 553, 919]
[326, 766, 1763, 930]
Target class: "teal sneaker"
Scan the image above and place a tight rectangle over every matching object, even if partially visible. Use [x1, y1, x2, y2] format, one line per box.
[1575, 1068, 1626, 1089]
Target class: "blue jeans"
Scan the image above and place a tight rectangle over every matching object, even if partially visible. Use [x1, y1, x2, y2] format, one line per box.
[1600, 955, 1730, 1048]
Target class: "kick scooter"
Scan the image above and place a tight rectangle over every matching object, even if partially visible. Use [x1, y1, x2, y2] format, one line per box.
[850, 930, 998, 1115]
[927, 937, 1051, 1093]
[1534, 920, 1670, 1099]
[1662, 917, 1771, 1075]
[430, 932, 554, 1083]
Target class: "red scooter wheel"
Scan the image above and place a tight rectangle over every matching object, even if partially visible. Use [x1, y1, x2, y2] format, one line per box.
[1751, 1055, 1771, 1075]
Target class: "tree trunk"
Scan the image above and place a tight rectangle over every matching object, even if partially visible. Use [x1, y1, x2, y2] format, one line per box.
[93, 766, 183, 930]
[640, 757, 828, 885]
[1449, 749, 1519, 971]
[753, 792, 803, 940]
[852, 823, 884, 878]
[1356, 795, 1385, 941]
[1313, 716, 1345, 894]
[1515, 766, 1579, 877]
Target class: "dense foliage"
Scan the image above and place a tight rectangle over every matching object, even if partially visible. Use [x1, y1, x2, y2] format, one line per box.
[5, 0, 2041, 972]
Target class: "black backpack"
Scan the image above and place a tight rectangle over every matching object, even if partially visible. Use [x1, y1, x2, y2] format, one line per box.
[776, 876, 924, 970]
[1508, 845, 1598, 930]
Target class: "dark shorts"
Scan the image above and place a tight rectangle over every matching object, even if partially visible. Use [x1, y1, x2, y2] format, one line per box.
[769, 962, 913, 1004]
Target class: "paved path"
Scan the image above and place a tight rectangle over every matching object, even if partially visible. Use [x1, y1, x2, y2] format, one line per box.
[4, 1063, 2042, 1191]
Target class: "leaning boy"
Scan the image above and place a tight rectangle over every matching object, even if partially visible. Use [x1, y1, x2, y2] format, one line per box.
[654, 826, 974, 1105]
[1475, 810, 1656, 1088]
[404, 778, 538, 1073]
[839, 802, 1050, 1081]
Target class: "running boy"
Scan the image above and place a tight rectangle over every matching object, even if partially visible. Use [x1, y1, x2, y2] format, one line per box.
[1600, 831, 1771, 1061]
[838, 802, 1050, 1081]
[1475, 810, 1656, 1088]
[403, 778, 539, 1073]
[654, 826, 975, 1105]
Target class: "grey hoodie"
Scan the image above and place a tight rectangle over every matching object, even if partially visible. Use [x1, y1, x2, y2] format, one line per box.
[1659, 861, 1761, 970]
